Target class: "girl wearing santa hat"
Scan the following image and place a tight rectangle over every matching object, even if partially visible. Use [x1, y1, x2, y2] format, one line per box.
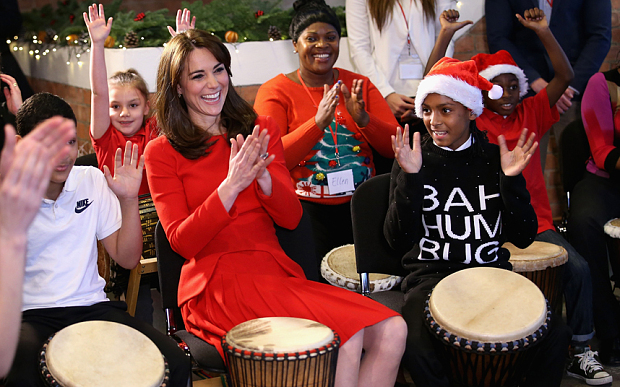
[384, 57, 571, 386]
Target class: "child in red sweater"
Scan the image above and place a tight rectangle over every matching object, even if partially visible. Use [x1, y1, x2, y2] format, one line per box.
[472, 8, 610, 384]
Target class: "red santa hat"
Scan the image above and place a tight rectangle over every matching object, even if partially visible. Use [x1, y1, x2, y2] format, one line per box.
[471, 50, 529, 98]
[415, 57, 502, 119]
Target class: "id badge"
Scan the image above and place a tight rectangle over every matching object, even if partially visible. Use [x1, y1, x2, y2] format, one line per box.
[326, 169, 355, 195]
[399, 63, 424, 80]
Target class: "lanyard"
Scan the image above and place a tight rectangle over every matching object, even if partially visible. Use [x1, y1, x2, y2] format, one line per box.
[546, 0, 553, 7]
[297, 69, 342, 164]
[397, 0, 413, 56]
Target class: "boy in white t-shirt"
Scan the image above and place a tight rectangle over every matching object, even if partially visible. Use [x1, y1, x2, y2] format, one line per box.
[3, 93, 189, 386]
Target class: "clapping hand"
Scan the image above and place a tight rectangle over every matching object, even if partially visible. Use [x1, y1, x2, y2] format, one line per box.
[392, 125, 422, 174]
[104, 141, 144, 200]
[498, 128, 538, 176]
[516, 8, 548, 33]
[341, 79, 370, 127]
[83, 4, 113, 45]
[168, 8, 196, 37]
[315, 82, 341, 129]
[1, 74, 22, 116]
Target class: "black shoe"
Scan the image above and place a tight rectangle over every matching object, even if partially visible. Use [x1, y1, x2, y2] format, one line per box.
[566, 345, 612, 385]
[598, 337, 620, 366]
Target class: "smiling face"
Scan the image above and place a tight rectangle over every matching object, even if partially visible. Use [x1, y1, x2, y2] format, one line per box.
[108, 85, 150, 137]
[422, 93, 476, 150]
[293, 22, 339, 79]
[176, 47, 229, 133]
[483, 73, 520, 116]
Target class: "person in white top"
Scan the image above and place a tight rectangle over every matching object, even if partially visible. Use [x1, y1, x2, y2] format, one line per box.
[346, 0, 462, 124]
[0, 117, 74, 377]
[4, 92, 190, 386]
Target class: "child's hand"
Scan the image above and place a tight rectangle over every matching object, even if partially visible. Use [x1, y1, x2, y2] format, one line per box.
[0, 74, 22, 116]
[168, 8, 196, 37]
[83, 3, 113, 45]
[516, 8, 548, 32]
[104, 141, 144, 200]
[342, 79, 370, 128]
[498, 128, 538, 176]
[315, 82, 341, 129]
[392, 125, 422, 174]
[439, 9, 473, 34]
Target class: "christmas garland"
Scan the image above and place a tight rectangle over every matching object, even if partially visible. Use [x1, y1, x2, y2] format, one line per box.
[20, 0, 347, 49]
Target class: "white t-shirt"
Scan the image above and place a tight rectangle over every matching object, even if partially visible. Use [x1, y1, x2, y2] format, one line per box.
[22, 166, 122, 311]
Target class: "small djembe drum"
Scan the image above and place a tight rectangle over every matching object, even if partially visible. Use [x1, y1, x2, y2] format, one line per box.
[503, 241, 568, 312]
[39, 321, 169, 387]
[222, 317, 340, 387]
[320, 244, 402, 292]
[139, 193, 159, 259]
[425, 267, 550, 387]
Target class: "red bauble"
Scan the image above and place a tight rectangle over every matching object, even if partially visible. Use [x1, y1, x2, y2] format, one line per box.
[329, 160, 338, 168]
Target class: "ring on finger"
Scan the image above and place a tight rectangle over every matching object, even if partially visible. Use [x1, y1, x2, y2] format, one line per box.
[12, 83, 17, 87]
[260, 152, 269, 160]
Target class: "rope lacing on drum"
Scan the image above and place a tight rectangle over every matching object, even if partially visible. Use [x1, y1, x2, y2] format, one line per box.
[575, 350, 606, 374]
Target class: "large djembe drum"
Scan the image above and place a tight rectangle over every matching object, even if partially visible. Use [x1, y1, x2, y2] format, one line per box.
[222, 317, 340, 387]
[503, 241, 567, 312]
[39, 321, 169, 387]
[425, 267, 550, 387]
[320, 245, 402, 292]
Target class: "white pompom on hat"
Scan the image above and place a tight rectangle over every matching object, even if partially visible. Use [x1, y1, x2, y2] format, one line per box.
[471, 50, 529, 98]
[415, 57, 502, 119]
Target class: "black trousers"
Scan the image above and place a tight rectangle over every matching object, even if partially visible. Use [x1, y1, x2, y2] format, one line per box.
[4, 301, 190, 387]
[568, 172, 620, 340]
[401, 270, 571, 387]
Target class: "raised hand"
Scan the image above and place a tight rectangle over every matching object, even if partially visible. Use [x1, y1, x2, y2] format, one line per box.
[439, 9, 473, 34]
[0, 118, 74, 234]
[516, 8, 548, 33]
[392, 125, 422, 174]
[168, 8, 196, 37]
[341, 79, 370, 127]
[0, 74, 22, 116]
[104, 141, 144, 199]
[83, 3, 113, 45]
[498, 128, 538, 177]
[315, 82, 341, 129]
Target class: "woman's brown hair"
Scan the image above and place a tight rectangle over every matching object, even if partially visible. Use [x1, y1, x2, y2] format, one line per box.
[155, 29, 257, 160]
[368, 0, 436, 33]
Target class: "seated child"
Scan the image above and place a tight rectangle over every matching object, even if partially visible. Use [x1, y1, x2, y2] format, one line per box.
[3, 93, 189, 386]
[84, 4, 157, 196]
[471, 8, 610, 384]
[385, 57, 570, 387]
[0, 119, 74, 377]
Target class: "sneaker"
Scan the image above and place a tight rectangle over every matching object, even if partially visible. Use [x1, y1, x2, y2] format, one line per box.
[566, 346, 613, 385]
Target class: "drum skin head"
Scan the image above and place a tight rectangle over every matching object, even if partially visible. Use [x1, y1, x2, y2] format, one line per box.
[46, 321, 165, 387]
[429, 267, 547, 343]
[226, 317, 334, 353]
[504, 241, 568, 271]
[605, 218, 620, 239]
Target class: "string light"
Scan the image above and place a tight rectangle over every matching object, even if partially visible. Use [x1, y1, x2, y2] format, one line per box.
[5, 40, 10, 44]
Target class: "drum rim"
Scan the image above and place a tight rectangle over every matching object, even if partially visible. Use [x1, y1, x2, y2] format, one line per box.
[320, 244, 402, 292]
[504, 241, 568, 271]
[604, 218, 620, 239]
[39, 321, 169, 387]
[222, 331, 340, 361]
[424, 294, 550, 354]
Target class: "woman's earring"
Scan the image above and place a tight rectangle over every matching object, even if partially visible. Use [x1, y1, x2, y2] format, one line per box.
[178, 93, 182, 98]
[293, 49, 297, 54]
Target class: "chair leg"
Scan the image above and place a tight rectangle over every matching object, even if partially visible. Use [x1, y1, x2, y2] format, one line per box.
[126, 265, 141, 316]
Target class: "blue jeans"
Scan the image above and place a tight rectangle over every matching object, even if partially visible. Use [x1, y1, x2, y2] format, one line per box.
[536, 229, 594, 342]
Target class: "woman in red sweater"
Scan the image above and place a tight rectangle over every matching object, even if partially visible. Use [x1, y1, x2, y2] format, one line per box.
[254, 0, 399, 267]
[144, 29, 406, 387]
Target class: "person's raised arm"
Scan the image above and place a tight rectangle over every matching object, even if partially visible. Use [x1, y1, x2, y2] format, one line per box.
[0, 74, 22, 116]
[100, 142, 143, 269]
[424, 10, 472, 75]
[84, 3, 113, 140]
[516, 8, 573, 109]
[167, 8, 196, 37]
[0, 119, 73, 377]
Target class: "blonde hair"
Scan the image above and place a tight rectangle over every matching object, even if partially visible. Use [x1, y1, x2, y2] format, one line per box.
[108, 68, 149, 102]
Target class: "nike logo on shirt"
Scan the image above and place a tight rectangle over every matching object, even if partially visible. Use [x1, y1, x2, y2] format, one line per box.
[75, 199, 93, 213]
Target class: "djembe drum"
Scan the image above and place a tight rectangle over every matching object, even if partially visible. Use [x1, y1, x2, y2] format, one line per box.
[222, 317, 340, 387]
[503, 241, 568, 312]
[425, 267, 550, 387]
[320, 245, 402, 292]
[39, 321, 169, 387]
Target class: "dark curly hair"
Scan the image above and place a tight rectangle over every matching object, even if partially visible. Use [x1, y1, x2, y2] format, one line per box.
[16, 92, 76, 137]
[289, 0, 341, 43]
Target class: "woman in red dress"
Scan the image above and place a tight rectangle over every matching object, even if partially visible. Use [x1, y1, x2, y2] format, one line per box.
[144, 29, 406, 387]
